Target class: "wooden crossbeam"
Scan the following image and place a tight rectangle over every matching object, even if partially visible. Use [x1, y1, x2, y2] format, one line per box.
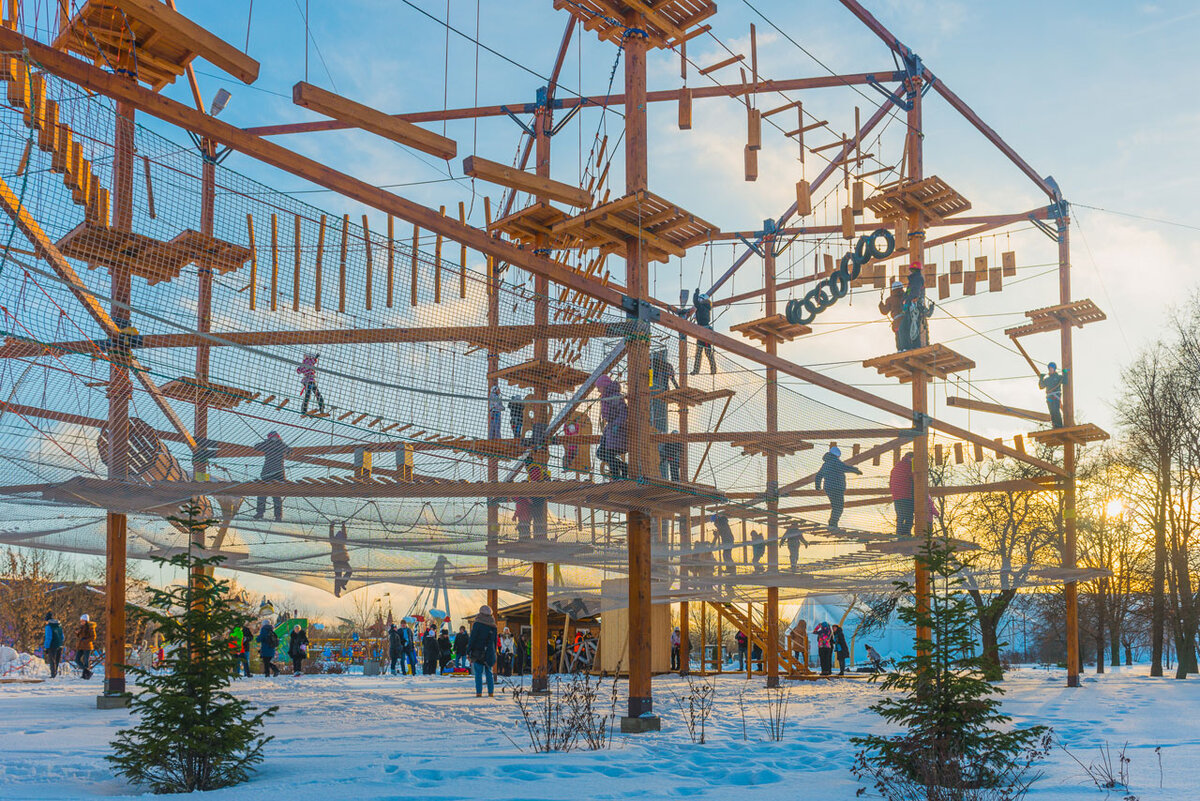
[462, 155, 591, 208]
[293, 81, 456, 160]
[113, 0, 260, 84]
[946, 395, 1050, 423]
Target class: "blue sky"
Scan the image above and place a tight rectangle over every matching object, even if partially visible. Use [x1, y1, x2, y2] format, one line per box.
[16, 0, 1200, 615]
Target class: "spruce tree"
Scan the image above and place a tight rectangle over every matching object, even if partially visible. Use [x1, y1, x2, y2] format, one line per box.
[108, 503, 276, 793]
[852, 536, 1049, 798]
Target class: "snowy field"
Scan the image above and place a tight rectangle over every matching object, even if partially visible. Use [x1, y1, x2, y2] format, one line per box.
[1, 666, 1196, 800]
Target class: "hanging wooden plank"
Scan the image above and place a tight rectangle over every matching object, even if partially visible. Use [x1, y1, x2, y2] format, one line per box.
[315, 214, 326, 311]
[894, 215, 908, 249]
[841, 206, 854, 239]
[678, 86, 692, 130]
[989, 266, 1002, 292]
[1014, 434, 1026, 454]
[680, 39, 687, 81]
[851, 180, 864, 212]
[51, 118, 69, 172]
[38, 98, 57, 152]
[973, 441, 984, 462]
[823, 253, 834, 276]
[1002, 250, 1016, 277]
[935, 443, 943, 465]
[953, 442, 964, 464]
[974, 255, 988, 279]
[938, 272, 950, 300]
[744, 145, 757, 181]
[246, 213, 257, 311]
[338, 213, 348, 313]
[750, 23, 758, 86]
[292, 214, 301, 311]
[963, 265, 976, 296]
[699, 53, 744, 76]
[362, 214, 373, 310]
[457, 201, 467, 299]
[434, 205, 444, 303]
[386, 214, 394, 308]
[795, 179, 811, 216]
[269, 213, 278, 311]
[410, 223, 419, 306]
[292, 81, 455, 159]
[949, 259, 963, 284]
[747, 107, 761, 150]
[994, 438, 1005, 459]
[924, 262, 937, 284]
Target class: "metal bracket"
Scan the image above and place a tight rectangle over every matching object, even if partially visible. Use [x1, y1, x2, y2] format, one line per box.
[1028, 212, 1058, 242]
[736, 233, 764, 259]
[500, 105, 535, 138]
[865, 75, 912, 112]
[621, 295, 661, 323]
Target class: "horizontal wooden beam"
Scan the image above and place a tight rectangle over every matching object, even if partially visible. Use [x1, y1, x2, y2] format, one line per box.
[946, 395, 1051, 423]
[462, 154, 590, 207]
[114, 0, 259, 84]
[4, 31, 1061, 478]
[293, 81, 456, 160]
[244, 72, 901, 136]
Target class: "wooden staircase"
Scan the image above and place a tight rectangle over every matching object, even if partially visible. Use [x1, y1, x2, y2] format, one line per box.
[710, 600, 810, 677]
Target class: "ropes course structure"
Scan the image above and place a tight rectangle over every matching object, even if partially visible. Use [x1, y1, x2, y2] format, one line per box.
[0, 0, 1109, 719]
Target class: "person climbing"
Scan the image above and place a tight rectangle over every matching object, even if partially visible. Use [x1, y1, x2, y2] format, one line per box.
[658, 431, 682, 482]
[711, 514, 735, 575]
[749, 529, 765, 571]
[813, 621, 833, 676]
[467, 605, 498, 698]
[329, 523, 352, 597]
[398, 619, 417, 676]
[487, 386, 503, 440]
[813, 445, 862, 531]
[890, 452, 915, 538]
[902, 262, 929, 349]
[75, 613, 96, 680]
[42, 612, 64, 678]
[287, 623, 308, 676]
[691, 289, 717, 374]
[252, 431, 289, 522]
[257, 622, 280, 677]
[297, 353, 325, 415]
[1039, 361, 1069, 429]
[879, 280, 906, 352]
[454, 625, 470, 670]
[508, 395, 525, 440]
[670, 626, 682, 671]
[596, 375, 628, 480]
[649, 348, 678, 433]
[782, 524, 809, 570]
[832, 623, 850, 676]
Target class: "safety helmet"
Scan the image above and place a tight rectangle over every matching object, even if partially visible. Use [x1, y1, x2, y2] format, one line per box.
[1048, 362, 1057, 370]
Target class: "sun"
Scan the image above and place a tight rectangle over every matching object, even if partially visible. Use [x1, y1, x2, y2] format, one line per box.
[1105, 498, 1125, 517]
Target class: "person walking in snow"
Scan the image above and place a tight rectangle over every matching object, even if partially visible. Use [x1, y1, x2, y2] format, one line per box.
[454, 625, 470, 670]
[735, 629, 748, 670]
[75, 614, 96, 679]
[257, 622, 280, 677]
[287, 623, 308, 676]
[437, 627, 453, 673]
[421, 625, 438, 675]
[42, 612, 64, 678]
[252, 431, 289, 522]
[398, 619, 417, 676]
[813, 621, 833, 676]
[789, 620, 809, 668]
[513, 632, 528, 676]
[498, 627, 515, 676]
[814, 445, 861, 531]
[236, 632, 252, 678]
[467, 605, 498, 698]
[297, 353, 325, 415]
[387, 623, 402, 675]
[832, 623, 850, 676]
[670, 626, 682, 671]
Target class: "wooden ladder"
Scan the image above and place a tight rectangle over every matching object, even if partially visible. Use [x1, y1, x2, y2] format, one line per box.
[710, 600, 809, 676]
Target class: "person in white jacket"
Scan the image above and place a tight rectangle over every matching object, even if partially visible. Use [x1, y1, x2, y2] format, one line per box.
[498, 627, 515, 676]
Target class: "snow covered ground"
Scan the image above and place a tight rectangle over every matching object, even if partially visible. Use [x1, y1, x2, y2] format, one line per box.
[1, 665, 1195, 800]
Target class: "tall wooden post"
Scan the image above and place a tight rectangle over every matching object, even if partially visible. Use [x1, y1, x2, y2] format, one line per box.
[529, 94, 553, 695]
[907, 77, 932, 652]
[487, 237, 500, 617]
[764, 235, 780, 687]
[192, 140, 215, 591]
[1058, 216, 1080, 687]
[621, 23, 658, 731]
[677, 296, 691, 675]
[103, 99, 135, 703]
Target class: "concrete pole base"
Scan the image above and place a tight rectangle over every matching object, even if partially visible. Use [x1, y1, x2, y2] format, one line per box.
[96, 694, 131, 710]
[620, 715, 661, 734]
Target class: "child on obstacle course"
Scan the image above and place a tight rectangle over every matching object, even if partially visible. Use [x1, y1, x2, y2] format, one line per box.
[813, 444, 861, 532]
[487, 386, 503, 439]
[596, 375, 628, 479]
[1038, 361, 1068, 429]
[782, 524, 808, 569]
[297, 353, 325, 415]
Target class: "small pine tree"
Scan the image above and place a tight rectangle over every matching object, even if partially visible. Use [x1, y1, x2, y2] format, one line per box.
[852, 535, 1049, 798]
[108, 503, 276, 793]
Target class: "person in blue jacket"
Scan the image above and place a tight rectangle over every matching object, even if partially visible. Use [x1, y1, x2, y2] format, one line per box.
[690, 289, 717, 374]
[256, 622, 280, 677]
[43, 612, 64, 678]
[813, 445, 861, 531]
[466, 605, 498, 698]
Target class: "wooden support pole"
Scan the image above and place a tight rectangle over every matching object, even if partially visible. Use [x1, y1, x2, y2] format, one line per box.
[269, 213, 278, 311]
[292, 214, 301, 312]
[362, 214, 373, 310]
[314, 214, 325, 310]
[246, 214, 256, 310]
[193, 138, 215, 581]
[338, 214, 348, 313]
[457, 201, 467, 299]
[764, 234, 780, 688]
[434, 206, 444, 304]
[1059, 216, 1080, 688]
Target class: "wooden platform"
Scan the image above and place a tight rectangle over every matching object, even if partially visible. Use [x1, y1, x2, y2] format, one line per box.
[862, 343, 976, 382]
[863, 175, 971, 225]
[159, 378, 255, 410]
[1004, 299, 1107, 338]
[549, 190, 719, 264]
[169, 230, 253, 276]
[489, 358, 591, 395]
[656, 386, 735, 407]
[463, 328, 539, 355]
[729, 314, 811, 344]
[53, 0, 259, 91]
[1027, 423, 1110, 448]
[729, 432, 814, 457]
[558, 478, 724, 515]
[56, 222, 193, 285]
[487, 203, 574, 250]
[553, 0, 717, 50]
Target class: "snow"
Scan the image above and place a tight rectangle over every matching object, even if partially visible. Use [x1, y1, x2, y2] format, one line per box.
[0, 666, 1196, 800]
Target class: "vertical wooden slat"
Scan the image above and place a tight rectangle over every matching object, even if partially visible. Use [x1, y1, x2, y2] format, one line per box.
[141, 155, 155, 219]
[269, 213, 278, 311]
[954, 441, 964, 464]
[949, 259, 963, 284]
[362, 214, 373, 310]
[246, 213, 256, 311]
[434, 205, 444, 304]
[293, 214, 301, 311]
[974, 254, 988, 279]
[457, 201, 467, 299]
[743, 145, 757, 181]
[386, 214, 394, 307]
[1002, 250, 1017, 277]
[338, 214, 348, 313]
[410, 223, 419, 306]
[315, 214, 326, 311]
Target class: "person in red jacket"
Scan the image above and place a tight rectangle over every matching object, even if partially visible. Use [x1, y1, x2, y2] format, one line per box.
[890, 452, 914, 538]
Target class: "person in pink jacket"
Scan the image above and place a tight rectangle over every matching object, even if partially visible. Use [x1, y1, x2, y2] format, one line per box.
[889, 452, 914, 537]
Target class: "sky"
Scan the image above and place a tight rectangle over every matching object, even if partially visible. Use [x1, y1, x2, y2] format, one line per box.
[12, 0, 1200, 617]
